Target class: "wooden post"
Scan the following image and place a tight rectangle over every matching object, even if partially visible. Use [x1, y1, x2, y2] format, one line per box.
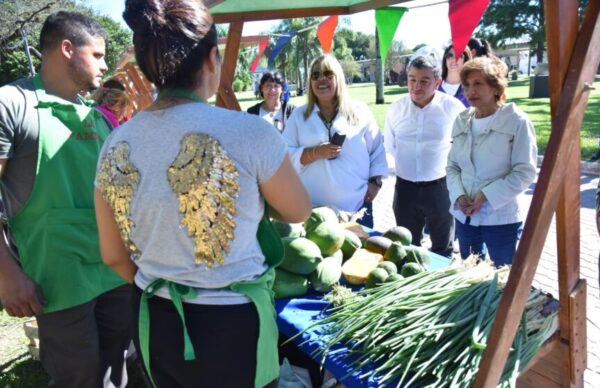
[216, 21, 243, 110]
[473, 1, 600, 386]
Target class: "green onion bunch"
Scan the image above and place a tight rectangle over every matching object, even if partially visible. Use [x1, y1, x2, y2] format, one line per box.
[308, 259, 558, 387]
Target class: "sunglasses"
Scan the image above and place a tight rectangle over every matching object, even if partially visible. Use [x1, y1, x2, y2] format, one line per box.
[311, 70, 335, 81]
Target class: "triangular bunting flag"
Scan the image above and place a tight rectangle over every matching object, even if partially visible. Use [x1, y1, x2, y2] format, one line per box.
[448, 0, 490, 57]
[317, 16, 339, 53]
[375, 7, 407, 65]
[268, 33, 296, 66]
[251, 40, 269, 73]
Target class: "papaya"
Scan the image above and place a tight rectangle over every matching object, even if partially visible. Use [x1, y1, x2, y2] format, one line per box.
[383, 226, 413, 246]
[341, 248, 383, 285]
[385, 273, 404, 283]
[405, 246, 430, 269]
[329, 250, 344, 266]
[364, 236, 393, 255]
[309, 256, 343, 293]
[340, 229, 362, 261]
[377, 261, 398, 276]
[279, 237, 322, 275]
[273, 269, 309, 298]
[306, 222, 345, 257]
[304, 207, 338, 233]
[384, 242, 407, 267]
[365, 268, 389, 288]
[271, 220, 305, 238]
[401, 262, 424, 277]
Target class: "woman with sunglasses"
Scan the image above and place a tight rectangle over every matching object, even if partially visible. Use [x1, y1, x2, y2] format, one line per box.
[282, 54, 387, 227]
[94, 0, 310, 386]
[439, 44, 472, 107]
[247, 71, 295, 132]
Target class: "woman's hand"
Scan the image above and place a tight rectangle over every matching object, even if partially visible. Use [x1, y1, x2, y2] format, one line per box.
[364, 183, 380, 203]
[455, 195, 473, 215]
[468, 191, 487, 215]
[314, 143, 342, 160]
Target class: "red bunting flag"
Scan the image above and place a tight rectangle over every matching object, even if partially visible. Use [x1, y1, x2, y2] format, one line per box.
[250, 39, 269, 73]
[448, 0, 490, 57]
[317, 15, 339, 53]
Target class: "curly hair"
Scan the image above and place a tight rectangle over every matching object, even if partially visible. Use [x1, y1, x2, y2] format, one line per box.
[460, 57, 509, 102]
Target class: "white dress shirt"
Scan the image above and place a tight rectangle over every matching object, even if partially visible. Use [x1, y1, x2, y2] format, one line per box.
[282, 102, 388, 212]
[384, 91, 465, 182]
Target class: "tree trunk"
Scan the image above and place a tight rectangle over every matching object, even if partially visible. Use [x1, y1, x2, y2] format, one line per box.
[303, 50, 309, 93]
[535, 38, 544, 63]
[374, 28, 384, 104]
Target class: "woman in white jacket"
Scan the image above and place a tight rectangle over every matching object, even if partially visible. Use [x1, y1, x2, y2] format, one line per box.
[446, 57, 537, 266]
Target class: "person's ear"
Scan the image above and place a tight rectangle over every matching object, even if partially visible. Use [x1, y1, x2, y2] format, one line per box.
[60, 39, 74, 59]
[434, 78, 442, 89]
[206, 46, 220, 74]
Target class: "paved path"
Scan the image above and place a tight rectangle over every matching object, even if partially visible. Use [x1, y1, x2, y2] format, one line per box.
[371, 171, 600, 387]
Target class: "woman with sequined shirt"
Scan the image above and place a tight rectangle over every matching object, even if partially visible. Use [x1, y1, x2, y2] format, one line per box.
[93, 1, 310, 387]
[282, 54, 388, 228]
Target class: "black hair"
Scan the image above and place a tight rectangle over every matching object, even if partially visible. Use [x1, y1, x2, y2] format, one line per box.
[39, 11, 107, 52]
[123, 0, 217, 90]
[258, 71, 285, 98]
[441, 44, 472, 80]
[468, 38, 494, 58]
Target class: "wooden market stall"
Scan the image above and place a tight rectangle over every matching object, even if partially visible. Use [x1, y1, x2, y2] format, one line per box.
[127, 0, 599, 386]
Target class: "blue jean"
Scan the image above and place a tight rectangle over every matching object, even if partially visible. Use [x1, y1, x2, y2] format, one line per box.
[455, 219, 523, 266]
[356, 201, 373, 229]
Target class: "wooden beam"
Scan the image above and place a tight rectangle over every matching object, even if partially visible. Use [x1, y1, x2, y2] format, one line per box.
[216, 21, 243, 110]
[569, 280, 587, 385]
[349, 0, 411, 13]
[472, 1, 600, 386]
[545, 1, 583, 361]
[211, 1, 410, 23]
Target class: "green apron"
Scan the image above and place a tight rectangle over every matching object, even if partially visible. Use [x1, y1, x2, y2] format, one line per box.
[139, 90, 284, 388]
[6, 75, 125, 313]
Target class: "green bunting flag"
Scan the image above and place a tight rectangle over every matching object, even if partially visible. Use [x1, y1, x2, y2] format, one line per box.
[375, 7, 407, 65]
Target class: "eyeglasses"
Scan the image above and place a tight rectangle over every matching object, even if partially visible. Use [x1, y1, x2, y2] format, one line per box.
[311, 70, 335, 81]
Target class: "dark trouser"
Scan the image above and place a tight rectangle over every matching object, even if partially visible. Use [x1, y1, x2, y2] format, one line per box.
[131, 286, 273, 388]
[455, 219, 523, 266]
[37, 284, 132, 388]
[393, 176, 454, 258]
[356, 201, 374, 229]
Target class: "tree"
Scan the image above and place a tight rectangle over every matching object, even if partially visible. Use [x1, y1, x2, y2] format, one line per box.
[479, 0, 590, 63]
[478, 0, 546, 63]
[0, 0, 131, 86]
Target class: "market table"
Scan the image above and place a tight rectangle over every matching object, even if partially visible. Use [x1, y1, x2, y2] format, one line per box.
[275, 251, 451, 387]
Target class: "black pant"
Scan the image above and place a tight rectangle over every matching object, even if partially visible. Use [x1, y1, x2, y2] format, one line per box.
[37, 284, 132, 388]
[393, 176, 455, 258]
[131, 286, 269, 388]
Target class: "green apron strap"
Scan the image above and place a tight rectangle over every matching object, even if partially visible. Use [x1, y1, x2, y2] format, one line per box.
[138, 279, 198, 388]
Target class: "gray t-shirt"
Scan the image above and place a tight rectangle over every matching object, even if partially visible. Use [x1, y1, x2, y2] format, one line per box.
[0, 79, 41, 216]
[96, 103, 287, 304]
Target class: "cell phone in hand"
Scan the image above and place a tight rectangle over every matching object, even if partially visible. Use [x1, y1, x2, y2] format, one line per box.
[330, 132, 346, 147]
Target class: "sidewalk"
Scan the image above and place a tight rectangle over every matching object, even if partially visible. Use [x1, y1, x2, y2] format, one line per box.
[372, 171, 600, 387]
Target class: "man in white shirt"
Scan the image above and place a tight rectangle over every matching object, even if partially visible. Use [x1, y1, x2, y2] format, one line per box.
[384, 56, 465, 258]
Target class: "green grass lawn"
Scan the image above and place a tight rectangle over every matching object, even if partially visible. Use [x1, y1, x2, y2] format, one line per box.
[239, 76, 600, 159]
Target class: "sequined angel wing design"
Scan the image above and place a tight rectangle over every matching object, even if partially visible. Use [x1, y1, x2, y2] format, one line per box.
[96, 141, 141, 256]
[167, 133, 239, 268]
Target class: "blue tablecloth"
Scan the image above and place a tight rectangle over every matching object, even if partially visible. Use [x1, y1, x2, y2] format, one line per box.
[275, 251, 450, 387]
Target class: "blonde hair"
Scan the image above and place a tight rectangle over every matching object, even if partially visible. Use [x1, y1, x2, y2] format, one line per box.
[304, 54, 358, 126]
[91, 81, 131, 121]
[460, 56, 509, 102]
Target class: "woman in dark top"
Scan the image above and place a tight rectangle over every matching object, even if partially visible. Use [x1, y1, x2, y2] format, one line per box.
[247, 71, 294, 132]
[438, 44, 472, 107]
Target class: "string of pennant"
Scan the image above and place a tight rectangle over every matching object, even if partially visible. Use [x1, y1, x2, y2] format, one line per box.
[250, 0, 490, 73]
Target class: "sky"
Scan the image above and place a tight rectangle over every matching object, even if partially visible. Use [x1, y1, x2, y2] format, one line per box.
[87, 0, 452, 50]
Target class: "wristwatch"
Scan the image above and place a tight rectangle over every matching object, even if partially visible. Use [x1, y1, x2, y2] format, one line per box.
[368, 176, 383, 188]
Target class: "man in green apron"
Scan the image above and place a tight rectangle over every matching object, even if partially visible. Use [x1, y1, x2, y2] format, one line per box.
[0, 11, 130, 388]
